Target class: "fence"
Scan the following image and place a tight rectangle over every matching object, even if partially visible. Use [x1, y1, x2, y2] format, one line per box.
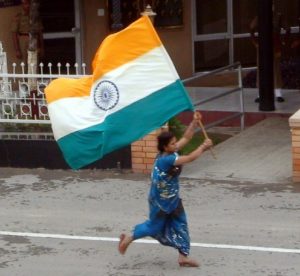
[183, 62, 245, 131]
[0, 42, 89, 140]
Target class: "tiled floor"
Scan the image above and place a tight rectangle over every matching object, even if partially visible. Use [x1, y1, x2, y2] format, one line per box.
[187, 87, 300, 115]
[182, 116, 292, 183]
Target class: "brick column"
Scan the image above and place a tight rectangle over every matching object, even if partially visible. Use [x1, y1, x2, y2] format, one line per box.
[131, 126, 168, 174]
[289, 109, 300, 183]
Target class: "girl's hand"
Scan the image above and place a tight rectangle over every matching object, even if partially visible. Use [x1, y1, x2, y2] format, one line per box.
[202, 138, 213, 150]
[193, 111, 202, 121]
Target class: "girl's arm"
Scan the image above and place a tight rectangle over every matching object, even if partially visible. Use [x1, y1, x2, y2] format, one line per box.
[175, 138, 213, 166]
[176, 111, 201, 151]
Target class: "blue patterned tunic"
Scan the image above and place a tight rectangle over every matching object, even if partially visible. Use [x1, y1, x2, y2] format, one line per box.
[150, 152, 180, 213]
[133, 152, 191, 256]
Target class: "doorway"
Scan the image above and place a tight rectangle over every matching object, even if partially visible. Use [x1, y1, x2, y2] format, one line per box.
[39, 0, 82, 73]
[192, 0, 300, 73]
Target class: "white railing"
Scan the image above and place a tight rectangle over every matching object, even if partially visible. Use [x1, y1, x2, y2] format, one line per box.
[0, 42, 89, 140]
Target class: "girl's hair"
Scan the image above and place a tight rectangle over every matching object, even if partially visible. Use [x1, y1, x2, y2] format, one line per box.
[157, 131, 175, 153]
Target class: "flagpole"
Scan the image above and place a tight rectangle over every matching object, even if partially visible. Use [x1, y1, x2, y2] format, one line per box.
[196, 117, 217, 160]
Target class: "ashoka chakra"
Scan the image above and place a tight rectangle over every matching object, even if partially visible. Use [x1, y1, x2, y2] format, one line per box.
[93, 80, 119, 111]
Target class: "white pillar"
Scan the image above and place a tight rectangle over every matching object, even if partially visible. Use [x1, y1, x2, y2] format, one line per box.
[0, 41, 8, 75]
[0, 41, 9, 94]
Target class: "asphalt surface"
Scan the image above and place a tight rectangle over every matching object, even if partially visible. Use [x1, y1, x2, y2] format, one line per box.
[0, 166, 299, 276]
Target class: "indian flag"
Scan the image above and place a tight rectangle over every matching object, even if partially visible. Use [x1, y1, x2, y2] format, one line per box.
[45, 16, 194, 169]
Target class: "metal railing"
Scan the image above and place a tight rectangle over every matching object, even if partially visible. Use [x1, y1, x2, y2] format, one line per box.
[0, 64, 88, 124]
[183, 62, 245, 131]
[0, 43, 90, 140]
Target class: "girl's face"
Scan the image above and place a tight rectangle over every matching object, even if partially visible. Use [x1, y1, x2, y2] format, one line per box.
[164, 137, 177, 153]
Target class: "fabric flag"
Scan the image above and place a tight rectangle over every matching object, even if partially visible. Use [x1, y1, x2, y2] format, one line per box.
[45, 16, 194, 169]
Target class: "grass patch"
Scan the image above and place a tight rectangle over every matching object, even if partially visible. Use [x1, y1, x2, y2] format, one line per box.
[168, 117, 232, 155]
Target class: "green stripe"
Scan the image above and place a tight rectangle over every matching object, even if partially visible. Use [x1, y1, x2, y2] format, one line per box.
[58, 80, 193, 169]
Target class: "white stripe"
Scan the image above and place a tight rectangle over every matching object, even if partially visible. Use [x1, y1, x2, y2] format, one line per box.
[48, 97, 103, 141]
[93, 46, 180, 96]
[49, 46, 179, 140]
[0, 231, 299, 254]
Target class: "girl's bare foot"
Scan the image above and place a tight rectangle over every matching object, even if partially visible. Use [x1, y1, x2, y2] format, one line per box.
[118, 234, 133, 255]
[178, 254, 199, 267]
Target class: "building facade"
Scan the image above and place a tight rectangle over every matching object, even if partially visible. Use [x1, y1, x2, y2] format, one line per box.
[0, 0, 300, 82]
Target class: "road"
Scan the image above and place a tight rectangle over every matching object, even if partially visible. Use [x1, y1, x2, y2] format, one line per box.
[0, 168, 299, 276]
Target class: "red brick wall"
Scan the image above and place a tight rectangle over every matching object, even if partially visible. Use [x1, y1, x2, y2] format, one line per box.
[289, 111, 300, 183]
[291, 128, 300, 182]
[131, 126, 168, 174]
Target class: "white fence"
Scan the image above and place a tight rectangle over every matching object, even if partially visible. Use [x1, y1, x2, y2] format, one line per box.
[0, 42, 89, 140]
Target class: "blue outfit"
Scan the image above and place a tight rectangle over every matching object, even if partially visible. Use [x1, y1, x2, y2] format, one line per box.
[132, 152, 190, 256]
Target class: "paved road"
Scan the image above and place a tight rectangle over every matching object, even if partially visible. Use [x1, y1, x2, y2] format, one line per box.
[0, 168, 299, 275]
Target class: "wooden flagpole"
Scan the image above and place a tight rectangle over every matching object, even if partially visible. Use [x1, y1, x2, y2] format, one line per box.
[197, 118, 217, 159]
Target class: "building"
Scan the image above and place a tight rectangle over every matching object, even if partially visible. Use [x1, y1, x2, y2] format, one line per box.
[0, 0, 299, 171]
[0, 0, 299, 79]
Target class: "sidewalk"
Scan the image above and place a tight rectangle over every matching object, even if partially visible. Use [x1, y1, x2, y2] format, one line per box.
[182, 117, 292, 184]
[187, 87, 300, 115]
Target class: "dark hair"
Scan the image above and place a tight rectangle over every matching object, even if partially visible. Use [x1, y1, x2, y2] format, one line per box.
[157, 131, 175, 153]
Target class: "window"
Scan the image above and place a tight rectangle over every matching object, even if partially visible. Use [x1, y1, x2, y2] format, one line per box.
[233, 0, 258, 34]
[193, 0, 300, 71]
[194, 40, 229, 71]
[195, 0, 227, 35]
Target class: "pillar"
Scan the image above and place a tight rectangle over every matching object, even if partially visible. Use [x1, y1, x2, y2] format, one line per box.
[289, 109, 300, 183]
[258, 0, 275, 111]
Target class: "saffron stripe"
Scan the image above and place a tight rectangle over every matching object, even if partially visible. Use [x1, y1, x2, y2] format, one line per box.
[92, 16, 162, 81]
[46, 46, 177, 104]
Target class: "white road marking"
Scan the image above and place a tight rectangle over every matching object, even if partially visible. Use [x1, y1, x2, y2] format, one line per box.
[0, 231, 299, 254]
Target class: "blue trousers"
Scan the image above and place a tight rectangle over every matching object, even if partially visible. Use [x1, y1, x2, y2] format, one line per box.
[132, 198, 190, 256]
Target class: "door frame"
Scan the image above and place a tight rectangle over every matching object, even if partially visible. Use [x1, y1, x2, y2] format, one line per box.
[192, 0, 300, 73]
[191, 0, 233, 73]
[42, 0, 83, 71]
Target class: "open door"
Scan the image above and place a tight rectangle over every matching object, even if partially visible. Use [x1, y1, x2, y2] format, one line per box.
[40, 0, 82, 73]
